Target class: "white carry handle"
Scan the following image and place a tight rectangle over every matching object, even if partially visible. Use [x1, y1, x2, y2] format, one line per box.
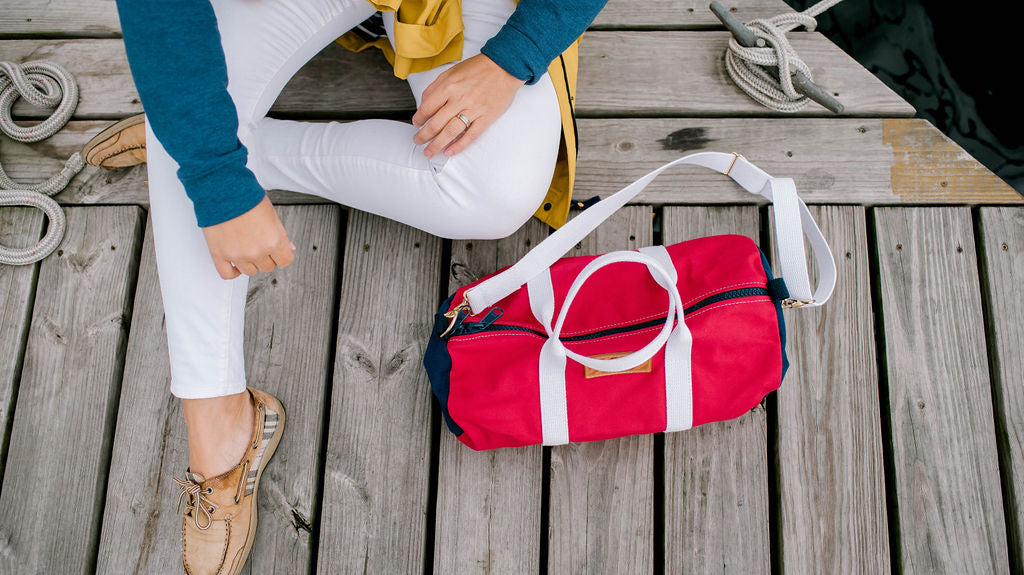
[530, 245, 695, 444]
[466, 151, 836, 314]
[542, 250, 686, 373]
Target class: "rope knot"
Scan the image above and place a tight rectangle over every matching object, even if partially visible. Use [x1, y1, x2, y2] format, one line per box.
[722, 0, 843, 113]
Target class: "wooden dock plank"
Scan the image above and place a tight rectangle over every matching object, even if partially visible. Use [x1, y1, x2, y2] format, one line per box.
[661, 206, 769, 574]
[575, 31, 913, 117]
[3, 39, 140, 119]
[0, 0, 793, 37]
[4, 33, 911, 120]
[0, 206, 143, 574]
[0, 1, 120, 38]
[11, 119, 1017, 209]
[773, 206, 889, 573]
[316, 213, 439, 574]
[547, 207, 655, 575]
[0, 208, 44, 482]
[594, 0, 793, 29]
[576, 118, 1021, 205]
[433, 221, 549, 574]
[978, 207, 1024, 574]
[95, 206, 342, 574]
[874, 207, 1009, 574]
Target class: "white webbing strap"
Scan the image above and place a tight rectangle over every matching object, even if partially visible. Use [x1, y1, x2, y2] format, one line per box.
[529, 248, 693, 444]
[466, 151, 836, 312]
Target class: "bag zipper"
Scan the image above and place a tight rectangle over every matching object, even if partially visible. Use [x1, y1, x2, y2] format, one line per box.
[445, 286, 770, 340]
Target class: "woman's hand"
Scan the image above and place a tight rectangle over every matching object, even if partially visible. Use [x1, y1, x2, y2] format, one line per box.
[201, 195, 296, 279]
[411, 53, 526, 158]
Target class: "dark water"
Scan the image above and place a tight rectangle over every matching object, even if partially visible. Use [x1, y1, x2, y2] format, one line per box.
[784, 0, 1024, 197]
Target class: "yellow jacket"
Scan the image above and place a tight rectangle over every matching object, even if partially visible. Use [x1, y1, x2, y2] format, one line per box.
[335, 0, 580, 229]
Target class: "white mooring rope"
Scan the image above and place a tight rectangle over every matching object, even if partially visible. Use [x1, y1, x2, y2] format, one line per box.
[0, 60, 84, 266]
[724, 0, 844, 112]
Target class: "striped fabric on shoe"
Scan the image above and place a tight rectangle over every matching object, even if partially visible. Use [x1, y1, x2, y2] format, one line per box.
[244, 405, 280, 496]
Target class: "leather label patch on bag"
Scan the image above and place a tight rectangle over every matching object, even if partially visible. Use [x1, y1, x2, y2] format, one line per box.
[584, 352, 653, 379]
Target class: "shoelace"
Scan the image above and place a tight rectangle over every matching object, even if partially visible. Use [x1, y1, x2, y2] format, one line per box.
[174, 476, 218, 531]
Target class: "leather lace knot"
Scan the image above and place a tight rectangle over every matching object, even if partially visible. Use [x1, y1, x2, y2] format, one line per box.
[174, 475, 218, 530]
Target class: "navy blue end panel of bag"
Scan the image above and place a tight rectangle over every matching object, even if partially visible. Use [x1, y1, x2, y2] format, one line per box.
[423, 293, 463, 436]
[760, 250, 790, 382]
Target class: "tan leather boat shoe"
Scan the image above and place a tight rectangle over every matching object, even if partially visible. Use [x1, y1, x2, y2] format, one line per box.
[81, 113, 147, 169]
[173, 388, 286, 575]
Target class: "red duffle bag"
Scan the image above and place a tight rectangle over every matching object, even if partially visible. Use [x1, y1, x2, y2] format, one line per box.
[423, 152, 835, 450]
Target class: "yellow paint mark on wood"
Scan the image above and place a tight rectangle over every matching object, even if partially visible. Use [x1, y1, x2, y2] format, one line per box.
[884, 118, 1022, 203]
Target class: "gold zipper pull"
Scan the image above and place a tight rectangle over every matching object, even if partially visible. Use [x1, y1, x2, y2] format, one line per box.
[439, 293, 472, 338]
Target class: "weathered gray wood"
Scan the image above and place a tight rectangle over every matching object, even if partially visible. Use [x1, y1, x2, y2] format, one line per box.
[594, 0, 793, 29]
[0, 208, 44, 483]
[92, 216, 181, 575]
[875, 207, 1009, 574]
[4, 33, 911, 120]
[978, 207, 1024, 574]
[433, 221, 549, 574]
[0, 2, 119, 38]
[0, 0, 792, 37]
[574, 31, 913, 117]
[3, 40, 140, 119]
[547, 206, 654, 575]
[575, 118, 1021, 205]
[661, 206, 769, 574]
[772, 206, 889, 573]
[13, 119, 1017, 208]
[95, 206, 342, 574]
[316, 213, 439, 574]
[0, 206, 143, 574]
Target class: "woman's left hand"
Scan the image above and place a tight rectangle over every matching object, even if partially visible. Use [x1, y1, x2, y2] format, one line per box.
[412, 53, 526, 158]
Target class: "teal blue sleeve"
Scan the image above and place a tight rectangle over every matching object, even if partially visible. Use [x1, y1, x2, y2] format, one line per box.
[479, 0, 609, 85]
[115, 0, 266, 227]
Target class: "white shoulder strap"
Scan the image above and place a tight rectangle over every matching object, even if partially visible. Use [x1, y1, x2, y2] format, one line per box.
[465, 152, 835, 313]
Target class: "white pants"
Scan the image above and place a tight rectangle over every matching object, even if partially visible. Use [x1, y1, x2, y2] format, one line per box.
[147, 0, 562, 398]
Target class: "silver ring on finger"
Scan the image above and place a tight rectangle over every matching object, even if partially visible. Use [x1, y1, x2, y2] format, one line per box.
[456, 113, 472, 129]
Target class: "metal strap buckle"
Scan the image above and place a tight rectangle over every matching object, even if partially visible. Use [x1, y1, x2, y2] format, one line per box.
[781, 298, 814, 309]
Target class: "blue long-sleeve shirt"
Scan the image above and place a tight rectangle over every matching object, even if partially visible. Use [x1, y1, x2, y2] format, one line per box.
[116, 0, 607, 228]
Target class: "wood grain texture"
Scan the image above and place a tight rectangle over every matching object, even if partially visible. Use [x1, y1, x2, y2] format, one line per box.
[0, 209, 43, 483]
[575, 118, 1021, 205]
[575, 32, 913, 117]
[2, 40, 140, 119]
[594, 0, 793, 29]
[0, 2, 119, 38]
[978, 207, 1024, 574]
[316, 213, 439, 574]
[0, 206, 143, 575]
[874, 207, 1008, 574]
[884, 119, 1022, 203]
[0, 0, 793, 37]
[661, 206, 770, 574]
[547, 206, 655, 575]
[433, 220, 549, 574]
[14, 119, 1017, 208]
[95, 206, 342, 574]
[772, 206, 889, 573]
[4, 32, 911, 120]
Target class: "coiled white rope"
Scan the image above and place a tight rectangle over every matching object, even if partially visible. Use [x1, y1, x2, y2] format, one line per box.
[724, 0, 844, 112]
[1, 61, 83, 266]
